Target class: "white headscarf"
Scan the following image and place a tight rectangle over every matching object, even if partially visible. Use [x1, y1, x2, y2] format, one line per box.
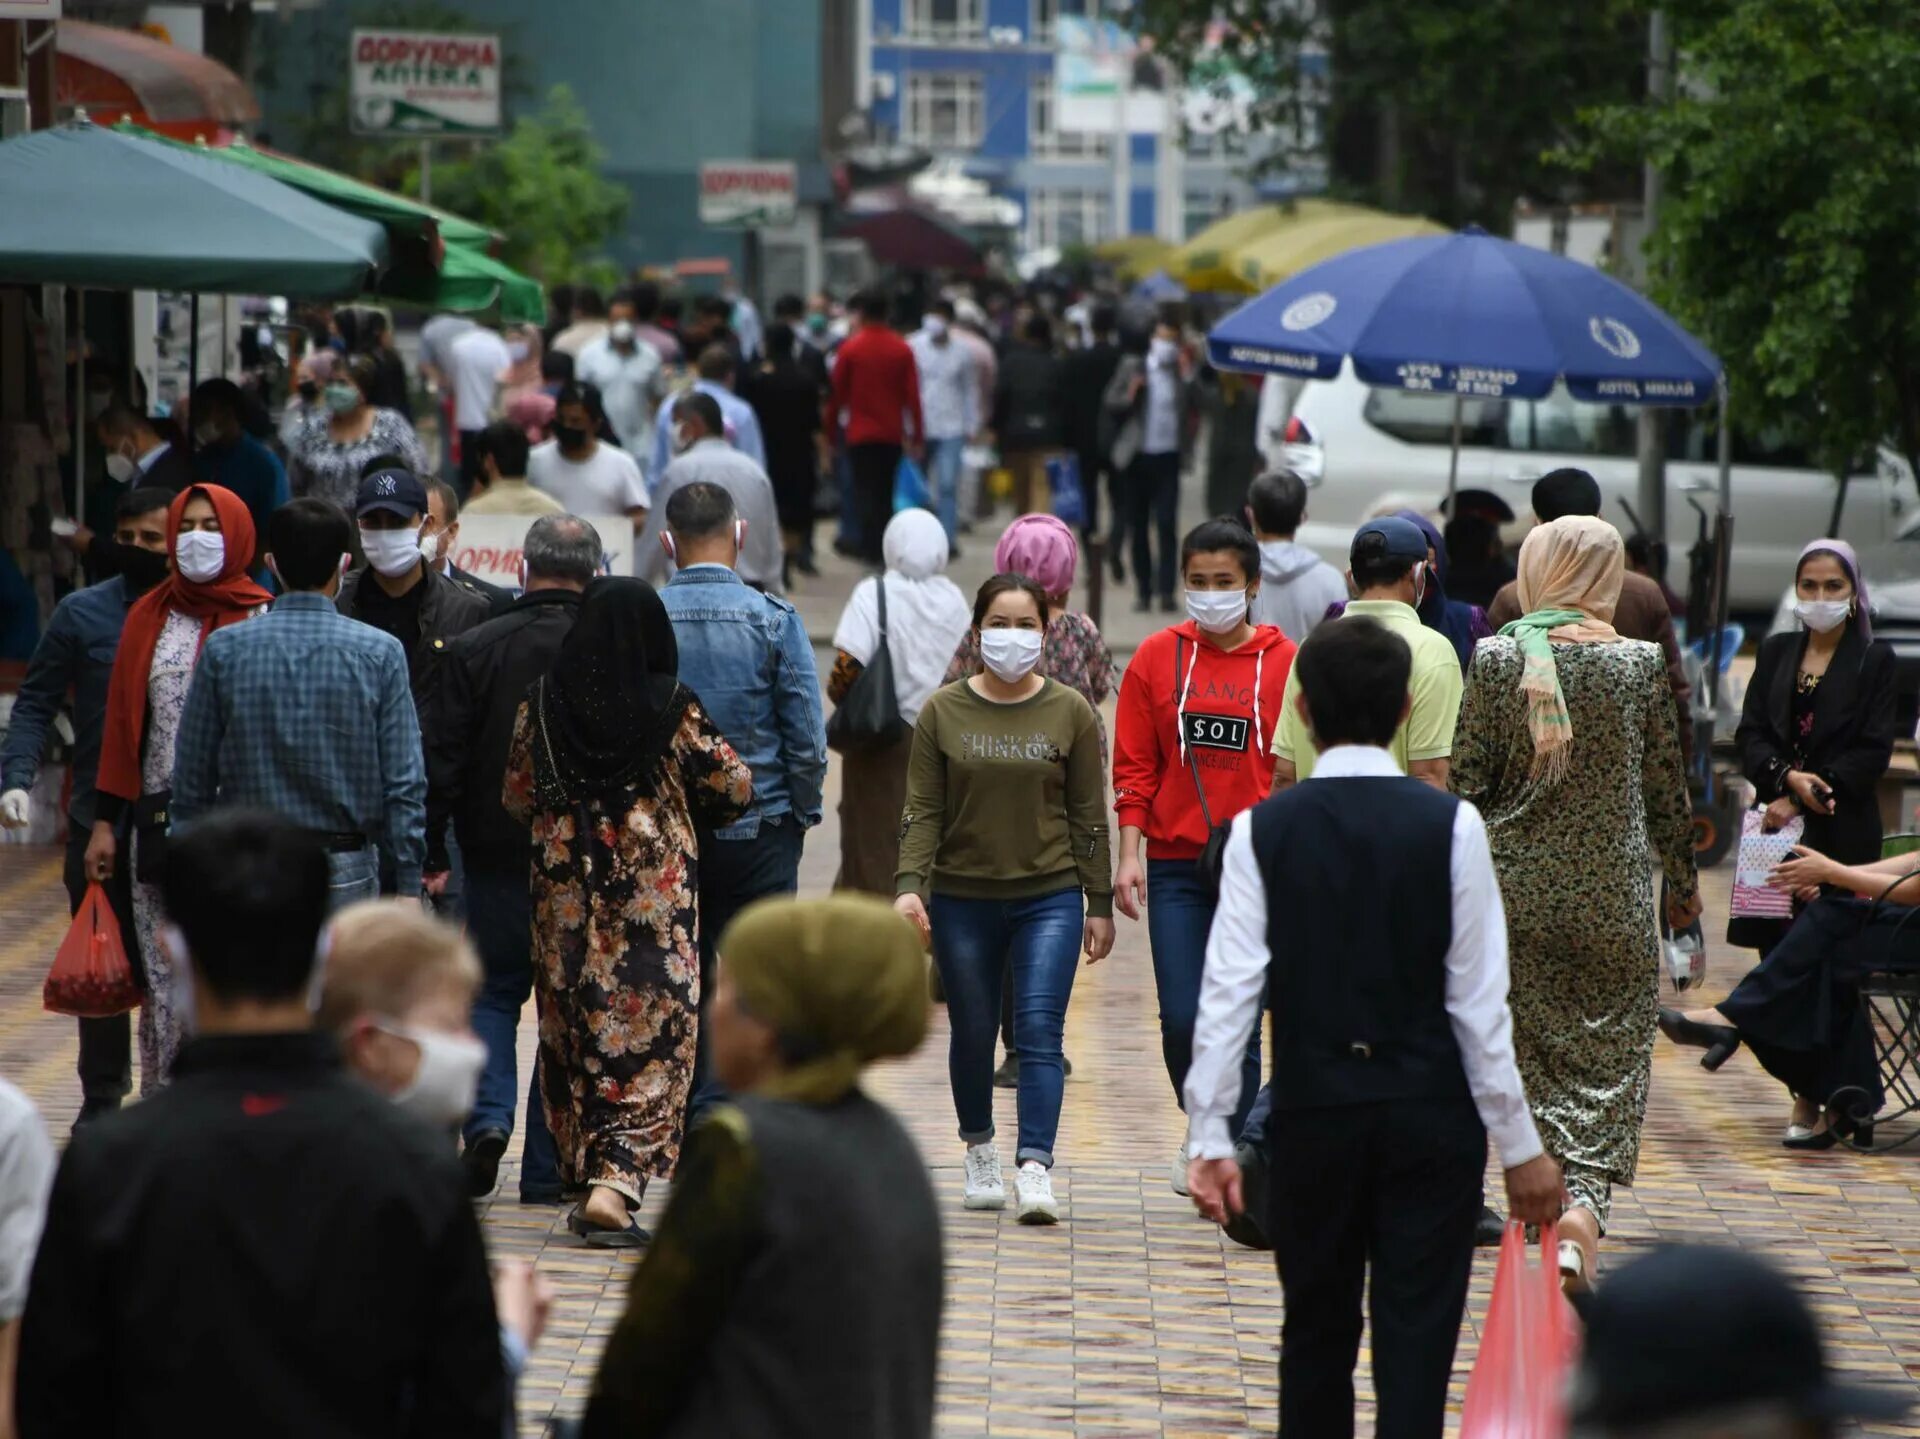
[832, 509, 971, 723]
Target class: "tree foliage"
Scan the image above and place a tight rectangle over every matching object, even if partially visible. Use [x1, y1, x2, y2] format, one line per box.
[1132, 0, 1643, 229]
[423, 87, 629, 285]
[1571, 0, 1920, 481]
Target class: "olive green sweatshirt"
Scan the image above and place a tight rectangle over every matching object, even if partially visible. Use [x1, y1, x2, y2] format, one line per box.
[896, 677, 1113, 917]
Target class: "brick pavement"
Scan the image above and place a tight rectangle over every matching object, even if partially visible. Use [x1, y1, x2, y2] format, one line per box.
[4, 514, 1920, 1433]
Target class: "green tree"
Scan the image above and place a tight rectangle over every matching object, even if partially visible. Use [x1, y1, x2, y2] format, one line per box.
[1132, 0, 1643, 229]
[423, 86, 629, 285]
[1571, 0, 1920, 482]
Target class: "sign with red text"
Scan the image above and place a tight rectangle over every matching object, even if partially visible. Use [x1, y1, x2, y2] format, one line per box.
[449, 513, 635, 589]
[351, 29, 501, 137]
[699, 161, 798, 228]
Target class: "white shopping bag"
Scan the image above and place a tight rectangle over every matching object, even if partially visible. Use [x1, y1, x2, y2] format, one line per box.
[1730, 809, 1804, 920]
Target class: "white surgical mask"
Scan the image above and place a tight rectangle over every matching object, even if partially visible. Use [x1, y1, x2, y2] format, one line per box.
[924, 316, 949, 340]
[507, 340, 531, 362]
[1794, 598, 1851, 634]
[361, 525, 424, 578]
[979, 627, 1044, 683]
[418, 530, 445, 567]
[1150, 336, 1177, 367]
[104, 450, 140, 484]
[1186, 588, 1249, 634]
[609, 319, 636, 346]
[175, 530, 226, 583]
[383, 1022, 488, 1127]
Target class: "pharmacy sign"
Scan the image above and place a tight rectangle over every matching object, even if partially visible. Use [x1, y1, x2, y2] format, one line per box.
[351, 30, 501, 137]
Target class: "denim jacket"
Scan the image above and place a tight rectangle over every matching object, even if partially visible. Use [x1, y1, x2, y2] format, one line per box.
[662, 565, 826, 840]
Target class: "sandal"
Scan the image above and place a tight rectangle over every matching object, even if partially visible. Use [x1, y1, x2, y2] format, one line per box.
[567, 1204, 652, 1250]
[1558, 1239, 1593, 1298]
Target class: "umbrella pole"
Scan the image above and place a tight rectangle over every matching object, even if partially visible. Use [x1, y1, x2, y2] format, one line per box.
[1709, 377, 1734, 712]
[188, 293, 200, 411]
[1444, 392, 1463, 507]
[71, 286, 84, 521]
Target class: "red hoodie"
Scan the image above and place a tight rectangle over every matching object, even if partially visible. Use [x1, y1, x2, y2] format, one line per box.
[1113, 620, 1295, 860]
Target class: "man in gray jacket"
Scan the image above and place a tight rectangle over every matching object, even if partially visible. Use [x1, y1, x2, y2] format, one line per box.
[637, 392, 785, 594]
[1246, 469, 1346, 642]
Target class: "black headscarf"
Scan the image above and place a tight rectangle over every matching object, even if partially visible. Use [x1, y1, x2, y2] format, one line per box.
[530, 576, 689, 805]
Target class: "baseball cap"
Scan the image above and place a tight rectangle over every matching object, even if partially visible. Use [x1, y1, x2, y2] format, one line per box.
[1569, 1245, 1911, 1429]
[354, 467, 428, 520]
[1350, 515, 1429, 563]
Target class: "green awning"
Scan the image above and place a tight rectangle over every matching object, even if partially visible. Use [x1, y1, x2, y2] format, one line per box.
[119, 122, 544, 324]
[0, 121, 387, 296]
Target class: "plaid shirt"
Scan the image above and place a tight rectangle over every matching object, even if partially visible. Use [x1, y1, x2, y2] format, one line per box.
[172, 593, 426, 892]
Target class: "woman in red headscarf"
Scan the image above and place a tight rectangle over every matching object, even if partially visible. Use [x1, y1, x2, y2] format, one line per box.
[87, 483, 272, 1090]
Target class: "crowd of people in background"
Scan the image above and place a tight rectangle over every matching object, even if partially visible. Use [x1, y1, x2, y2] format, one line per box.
[0, 260, 1913, 1439]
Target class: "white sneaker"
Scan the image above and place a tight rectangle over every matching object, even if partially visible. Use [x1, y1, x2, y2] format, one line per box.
[1015, 1161, 1059, 1225]
[963, 1142, 1007, 1210]
[1170, 1144, 1191, 1197]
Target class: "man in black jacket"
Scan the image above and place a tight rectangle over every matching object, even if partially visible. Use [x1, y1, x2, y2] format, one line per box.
[426, 477, 514, 613]
[1061, 302, 1123, 567]
[425, 512, 601, 1201]
[992, 314, 1068, 516]
[17, 810, 504, 1438]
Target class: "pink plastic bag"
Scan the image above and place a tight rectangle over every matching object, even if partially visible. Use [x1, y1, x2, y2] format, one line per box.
[1459, 1221, 1578, 1439]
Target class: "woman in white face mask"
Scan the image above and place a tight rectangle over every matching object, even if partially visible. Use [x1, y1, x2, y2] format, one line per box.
[894, 574, 1114, 1226]
[317, 900, 554, 1402]
[89, 484, 271, 1090]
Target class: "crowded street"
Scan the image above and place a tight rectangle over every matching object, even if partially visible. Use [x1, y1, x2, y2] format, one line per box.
[5, 534, 1920, 1436]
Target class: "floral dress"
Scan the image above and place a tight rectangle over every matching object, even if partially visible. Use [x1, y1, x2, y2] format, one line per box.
[1450, 638, 1697, 1227]
[503, 697, 752, 1204]
[132, 611, 212, 1091]
[286, 407, 429, 510]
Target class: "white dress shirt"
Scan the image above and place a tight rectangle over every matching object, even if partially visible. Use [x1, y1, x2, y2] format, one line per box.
[909, 329, 978, 441]
[576, 336, 665, 459]
[1183, 744, 1544, 1168]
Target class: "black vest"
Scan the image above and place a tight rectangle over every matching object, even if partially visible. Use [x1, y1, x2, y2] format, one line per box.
[1250, 774, 1472, 1110]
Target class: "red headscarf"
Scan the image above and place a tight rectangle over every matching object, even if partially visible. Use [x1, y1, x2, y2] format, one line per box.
[96, 484, 273, 804]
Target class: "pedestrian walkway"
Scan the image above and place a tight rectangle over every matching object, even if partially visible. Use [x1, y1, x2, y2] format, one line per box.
[3, 819, 1917, 1435]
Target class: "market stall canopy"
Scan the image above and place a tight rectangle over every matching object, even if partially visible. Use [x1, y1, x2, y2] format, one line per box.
[119, 125, 543, 323]
[0, 121, 388, 296]
[1170, 198, 1377, 294]
[1232, 210, 1447, 294]
[839, 189, 983, 272]
[1093, 235, 1174, 283]
[56, 20, 259, 142]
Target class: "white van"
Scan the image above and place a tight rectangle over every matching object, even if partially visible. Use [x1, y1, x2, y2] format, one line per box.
[1266, 368, 1912, 613]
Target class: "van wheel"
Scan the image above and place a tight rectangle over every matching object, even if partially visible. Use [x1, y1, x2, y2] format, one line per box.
[1693, 809, 1736, 869]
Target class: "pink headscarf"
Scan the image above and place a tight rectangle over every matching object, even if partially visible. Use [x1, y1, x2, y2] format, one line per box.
[995, 513, 1079, 598]
[1797, 538, 1872, 642]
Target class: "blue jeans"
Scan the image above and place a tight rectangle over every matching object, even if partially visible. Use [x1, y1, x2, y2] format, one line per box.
[463, 865, 560, 1198]
[931, 887, 1083, 1168]
[688, 814, 805, 1128]
[325, 848, 380, 914]
[1147, 858, 1261, 1138]
[925, 435, 964, 541]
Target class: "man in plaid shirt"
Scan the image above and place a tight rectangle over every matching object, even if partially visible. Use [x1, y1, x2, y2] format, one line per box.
[172, 498, 426, 905]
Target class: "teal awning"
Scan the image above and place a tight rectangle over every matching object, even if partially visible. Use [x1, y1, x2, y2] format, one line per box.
[0, 121, 388, 296]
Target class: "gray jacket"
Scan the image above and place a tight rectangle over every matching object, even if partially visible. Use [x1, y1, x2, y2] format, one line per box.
[1101, 354, 1197, 471]
[636, 438, 786, 594]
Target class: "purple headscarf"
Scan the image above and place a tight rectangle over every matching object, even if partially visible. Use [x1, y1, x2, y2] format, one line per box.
[1797, 538, 1872, 642]
[995, 513, 1079, 598]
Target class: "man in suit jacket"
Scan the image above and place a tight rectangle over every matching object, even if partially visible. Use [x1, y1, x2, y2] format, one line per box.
[1487, 468, 1692, 761]
[1187, 616, 1563, 1438]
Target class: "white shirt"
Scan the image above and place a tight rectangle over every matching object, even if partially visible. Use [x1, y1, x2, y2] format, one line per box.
[576, 336, 665, 460]
[909, 329, 978, 441]
[1183, 744, 1544, 1168]
[1143, 353, 1180, 455]
[445, 326, 512, 431]
[527, 438, 651, 516]
[0, 1077, 54, 1321]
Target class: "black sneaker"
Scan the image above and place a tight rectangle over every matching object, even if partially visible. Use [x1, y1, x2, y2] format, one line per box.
[993, 1052, 1020, 1089]
[1475, 1204, 1506, 1247]
[462, 1129, 509, 1198]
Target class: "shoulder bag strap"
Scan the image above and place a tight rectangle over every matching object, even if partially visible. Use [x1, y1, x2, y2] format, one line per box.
[1171, 635, 1216, 830]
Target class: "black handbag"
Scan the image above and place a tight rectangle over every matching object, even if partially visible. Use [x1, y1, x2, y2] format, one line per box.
[131, 790, 171, 885]
[1175, 636, 1230, 902]
[827, 579, 910, 755]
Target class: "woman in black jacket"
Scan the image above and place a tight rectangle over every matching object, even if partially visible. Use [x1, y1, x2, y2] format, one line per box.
[1665, 539, 1896, 1146]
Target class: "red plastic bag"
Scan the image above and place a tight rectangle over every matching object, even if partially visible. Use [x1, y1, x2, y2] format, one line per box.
[44, 883, 141, 1018]
[1459, 1220, 1578, 1439]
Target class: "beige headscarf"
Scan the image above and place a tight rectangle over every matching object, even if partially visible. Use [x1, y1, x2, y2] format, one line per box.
[1502, 516, 1626, 781]
[718, 895, 929, 1105]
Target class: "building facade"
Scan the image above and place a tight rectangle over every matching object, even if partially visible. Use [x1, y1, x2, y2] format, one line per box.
[863, 0, 1274, 254]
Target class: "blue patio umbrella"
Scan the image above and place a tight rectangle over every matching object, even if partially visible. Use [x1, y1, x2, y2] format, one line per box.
[1130, 269, 1188, 304]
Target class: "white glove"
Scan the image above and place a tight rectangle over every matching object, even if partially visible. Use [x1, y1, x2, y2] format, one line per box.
[0, 789, 30, 829]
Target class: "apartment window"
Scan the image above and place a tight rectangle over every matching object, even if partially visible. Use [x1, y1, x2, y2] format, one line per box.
[904, 72, 984, 150]
[1031, 0, 1090, 45]
[1028, 187, 1111, 251]
[1030, 73, 1108, 157]
[903, 0, 985, 42]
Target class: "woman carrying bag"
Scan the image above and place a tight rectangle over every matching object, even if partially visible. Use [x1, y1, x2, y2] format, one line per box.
[827, 509, 971, 896]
